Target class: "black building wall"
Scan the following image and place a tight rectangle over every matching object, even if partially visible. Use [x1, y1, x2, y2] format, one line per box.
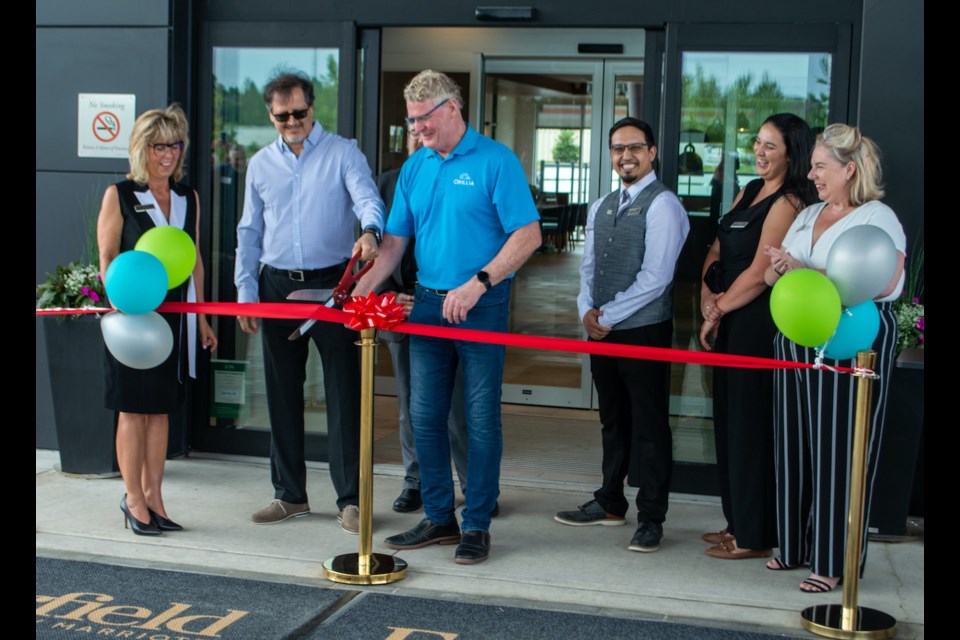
[35, 1, 175, 448]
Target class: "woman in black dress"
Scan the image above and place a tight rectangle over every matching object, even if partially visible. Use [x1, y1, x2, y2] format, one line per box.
[97, 104, 217, 535]
[698, 113, 817, 559]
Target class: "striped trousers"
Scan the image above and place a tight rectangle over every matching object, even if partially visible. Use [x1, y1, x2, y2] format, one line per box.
[772, 302, 897, 578]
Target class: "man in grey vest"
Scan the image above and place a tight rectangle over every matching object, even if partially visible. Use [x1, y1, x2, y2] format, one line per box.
[555, 117, 689, 553]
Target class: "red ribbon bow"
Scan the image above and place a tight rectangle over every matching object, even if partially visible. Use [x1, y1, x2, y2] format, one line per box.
[342, 292, 407, 331]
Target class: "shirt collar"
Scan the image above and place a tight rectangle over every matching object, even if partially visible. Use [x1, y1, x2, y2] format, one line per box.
[424, 123, 477, 160]
[275, 120, 324, 155]
[622, 170, 658, 202]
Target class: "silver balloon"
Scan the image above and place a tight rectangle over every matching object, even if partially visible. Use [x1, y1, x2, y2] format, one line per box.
[826, 225, 898, 307]
[101, 311, 174, 370]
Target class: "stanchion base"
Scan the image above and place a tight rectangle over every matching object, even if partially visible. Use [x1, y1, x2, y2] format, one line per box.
[323, 553, 408, 585]
[801, 604, 896, 639]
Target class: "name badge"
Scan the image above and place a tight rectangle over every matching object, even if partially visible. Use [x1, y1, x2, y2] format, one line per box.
[134, 204, 155, 212]
[730, 220, 749, 229]
[221, 176, 233, 185]
[625, 207, 641, 216]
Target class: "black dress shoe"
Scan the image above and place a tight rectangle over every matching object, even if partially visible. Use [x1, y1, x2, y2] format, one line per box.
[120, 495, 161, 536]
[454, 530, 491, 564]
[383, 518, 460, 550]
[392, 488, 422, 513]
[149, 509, 184, 532]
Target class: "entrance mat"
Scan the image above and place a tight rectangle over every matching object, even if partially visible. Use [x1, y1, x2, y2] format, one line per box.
[38, 557, 792, 640]
[36, 556, 340, 640]
[306, 592, 792, 640]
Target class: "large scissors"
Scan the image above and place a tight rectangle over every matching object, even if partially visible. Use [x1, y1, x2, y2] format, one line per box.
[285, 251, 374, 340]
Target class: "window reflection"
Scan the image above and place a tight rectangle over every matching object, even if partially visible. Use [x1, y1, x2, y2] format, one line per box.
[210, 48, 339, 433]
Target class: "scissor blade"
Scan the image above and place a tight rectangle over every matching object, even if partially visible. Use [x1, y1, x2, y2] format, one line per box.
[286, 288, 334, 302]
[286, 290, 336, 340]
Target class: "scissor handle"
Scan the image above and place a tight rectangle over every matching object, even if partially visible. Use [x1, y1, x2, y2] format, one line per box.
[332, 251, 375, 305]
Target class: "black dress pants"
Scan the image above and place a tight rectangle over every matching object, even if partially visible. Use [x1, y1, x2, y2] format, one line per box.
[258, 266, 360, 510]
[591, 319, 673, 524]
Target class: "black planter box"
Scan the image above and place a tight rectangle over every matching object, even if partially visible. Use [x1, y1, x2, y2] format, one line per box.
[868, 348, 924, 536]
[43, 315, 119, 475]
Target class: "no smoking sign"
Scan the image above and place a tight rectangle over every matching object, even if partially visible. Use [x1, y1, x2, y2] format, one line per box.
[78, 94, 135, 158]
[92, 111, 121, 143]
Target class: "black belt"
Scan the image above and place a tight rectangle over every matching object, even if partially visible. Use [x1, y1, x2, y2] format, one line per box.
[264, 261, 348, 282]
[419, 286, 449, 296]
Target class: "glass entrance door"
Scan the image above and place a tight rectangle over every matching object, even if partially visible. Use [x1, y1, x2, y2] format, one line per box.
[480, 58, 647, 408]
[193, 21, 359, 457]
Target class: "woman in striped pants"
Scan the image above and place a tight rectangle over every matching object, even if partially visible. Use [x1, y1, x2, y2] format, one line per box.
[763, 123, 906, 593]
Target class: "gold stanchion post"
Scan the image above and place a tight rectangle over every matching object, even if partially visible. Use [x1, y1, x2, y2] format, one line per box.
[323, 327, 408, 585]
[800, 350, 896, 639]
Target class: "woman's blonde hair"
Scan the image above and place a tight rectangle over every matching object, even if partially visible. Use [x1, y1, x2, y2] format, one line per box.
[127, 104, 190, 183]
[817, 123, 885, 206]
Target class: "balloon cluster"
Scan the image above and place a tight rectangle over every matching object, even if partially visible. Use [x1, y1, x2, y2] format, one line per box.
[770, 225, 897, 360]
[101, 227, 196, 369]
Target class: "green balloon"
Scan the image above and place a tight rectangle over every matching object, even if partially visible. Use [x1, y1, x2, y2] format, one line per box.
[135, 226, 196, 289]
[770, 269, 842, 348]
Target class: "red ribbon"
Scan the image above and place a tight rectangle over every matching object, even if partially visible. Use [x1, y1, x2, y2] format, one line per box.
[342, 292, 407, 331]
[36, 300, 860, 374]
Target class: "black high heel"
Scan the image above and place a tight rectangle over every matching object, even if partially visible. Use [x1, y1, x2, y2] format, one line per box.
[149, 509, 183, 532]
[120, 495, 162, 536]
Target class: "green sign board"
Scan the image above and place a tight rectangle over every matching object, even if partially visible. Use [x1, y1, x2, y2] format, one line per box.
[210, 360, 246, 420]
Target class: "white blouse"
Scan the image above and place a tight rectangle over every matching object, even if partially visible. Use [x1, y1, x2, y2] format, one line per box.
[782, 200, 907, 303]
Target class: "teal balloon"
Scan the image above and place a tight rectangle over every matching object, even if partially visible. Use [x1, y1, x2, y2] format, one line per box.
[101, 311, 173, 369]
[770, 269, 842, 348]
[104, 250, 168, 315]
[135, 226, 196, 289]
[821, 301, 880, 360]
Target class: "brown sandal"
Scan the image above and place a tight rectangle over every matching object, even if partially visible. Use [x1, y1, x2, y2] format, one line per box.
[705, 539, 773, 559]
[701, 528, 734, 545]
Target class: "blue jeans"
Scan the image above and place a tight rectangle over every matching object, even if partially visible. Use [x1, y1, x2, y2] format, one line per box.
[409, 280, 511, 532]
[385, 335, 469, 491]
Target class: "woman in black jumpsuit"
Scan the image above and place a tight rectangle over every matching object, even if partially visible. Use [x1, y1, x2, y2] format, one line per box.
[698, 113, 817, 559]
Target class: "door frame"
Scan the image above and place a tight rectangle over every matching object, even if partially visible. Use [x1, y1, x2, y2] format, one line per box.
[193, 20, 360, 458]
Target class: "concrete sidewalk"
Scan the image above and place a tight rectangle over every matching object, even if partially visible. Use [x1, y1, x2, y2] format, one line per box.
[35, 449, 924, 639]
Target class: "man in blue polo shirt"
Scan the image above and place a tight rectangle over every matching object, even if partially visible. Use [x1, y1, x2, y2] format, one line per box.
[355, 69, 541, 564]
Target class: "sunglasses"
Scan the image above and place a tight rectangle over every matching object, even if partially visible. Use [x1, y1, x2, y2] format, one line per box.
[150, 141, 184, 153]
[271, 108, 310, 123]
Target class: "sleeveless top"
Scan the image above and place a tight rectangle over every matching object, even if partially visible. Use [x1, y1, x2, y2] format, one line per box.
[715, 179, 782, 292]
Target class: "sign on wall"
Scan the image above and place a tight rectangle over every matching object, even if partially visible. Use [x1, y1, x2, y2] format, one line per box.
[77, 94, 136, 158]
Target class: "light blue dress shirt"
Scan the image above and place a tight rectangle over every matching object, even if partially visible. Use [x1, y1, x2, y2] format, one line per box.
[235, 122, 384, 303]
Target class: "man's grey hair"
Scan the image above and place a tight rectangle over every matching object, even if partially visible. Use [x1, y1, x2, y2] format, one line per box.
[403, 70, 463, 109]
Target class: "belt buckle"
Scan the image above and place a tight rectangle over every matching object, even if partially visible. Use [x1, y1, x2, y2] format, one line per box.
[289, 270, 306, 282]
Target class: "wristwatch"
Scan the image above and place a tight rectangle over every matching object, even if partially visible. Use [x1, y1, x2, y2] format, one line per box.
[476, 270, 492, 290]
[362, 226, 382, 244]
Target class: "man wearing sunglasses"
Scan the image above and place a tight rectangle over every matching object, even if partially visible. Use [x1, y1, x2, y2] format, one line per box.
[554, 117, 689, 555]
[235, 73, 384, 535]
[355, 70, 541, 565]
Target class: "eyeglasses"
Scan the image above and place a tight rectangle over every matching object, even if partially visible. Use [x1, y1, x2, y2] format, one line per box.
[271, 108, 310, 123]
[405, 98, 450, 127]
[610, 143, 649, 155]
[149, 141, 184, 154]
